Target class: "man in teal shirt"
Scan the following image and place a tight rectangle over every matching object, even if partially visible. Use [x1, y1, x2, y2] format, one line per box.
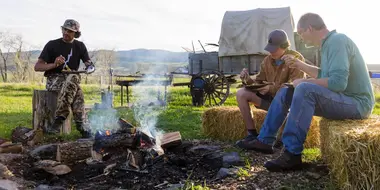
[241, 12, 375, 171]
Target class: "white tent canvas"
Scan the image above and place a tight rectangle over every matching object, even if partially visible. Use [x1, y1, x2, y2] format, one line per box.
[218, 7, 296, 57]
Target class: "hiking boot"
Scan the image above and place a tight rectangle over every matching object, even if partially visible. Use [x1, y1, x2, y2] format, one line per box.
[235, 134, 257, 149]
[45, 117, 64, 135]
[76, 122, 93, 138]
[264, 149, 302, 172]
[237, 139, 274, 154]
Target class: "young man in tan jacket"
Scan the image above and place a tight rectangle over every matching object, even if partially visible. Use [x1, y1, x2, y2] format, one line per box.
[236, 29, 305, 149]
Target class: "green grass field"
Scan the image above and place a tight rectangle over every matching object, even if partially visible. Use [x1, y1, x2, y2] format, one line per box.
[0, 82, 379, 146]
[1, 82, 379, 189]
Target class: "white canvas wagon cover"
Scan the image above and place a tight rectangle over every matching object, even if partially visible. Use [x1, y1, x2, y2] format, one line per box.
[218, 7, 296, 57]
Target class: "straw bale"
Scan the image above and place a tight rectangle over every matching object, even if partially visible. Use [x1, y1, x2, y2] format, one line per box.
[320, 116, 380, 189]
[201, 106, 266, 141]
[202, 106, 320, 148]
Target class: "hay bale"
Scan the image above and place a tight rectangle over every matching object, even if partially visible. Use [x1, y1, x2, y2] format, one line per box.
[201, 106, 267, 141]
[202, 106, 320, 148]
[320, 116, 380, 189]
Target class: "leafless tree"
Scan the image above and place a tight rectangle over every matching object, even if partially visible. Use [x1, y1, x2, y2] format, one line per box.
[95, 49, 117, 87]
[83, 48, 99, 84]
[0, 31, 17, 82]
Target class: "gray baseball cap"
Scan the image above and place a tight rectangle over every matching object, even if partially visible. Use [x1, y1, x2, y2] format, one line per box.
[264, 29, 289, 53]
[61, 19, 80, 32]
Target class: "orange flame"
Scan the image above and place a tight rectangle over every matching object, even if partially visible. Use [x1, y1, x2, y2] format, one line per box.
[106, 130, 111, 136]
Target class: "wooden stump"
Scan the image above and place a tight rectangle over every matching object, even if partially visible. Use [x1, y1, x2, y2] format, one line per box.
[56, 140, 93, 164]
[32, 90, 72, 134]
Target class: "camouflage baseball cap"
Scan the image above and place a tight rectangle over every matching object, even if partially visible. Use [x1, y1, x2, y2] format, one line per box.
[61, 19, 80, 32]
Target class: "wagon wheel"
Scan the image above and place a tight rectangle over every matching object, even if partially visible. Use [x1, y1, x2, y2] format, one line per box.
[190, 70, 230, 106]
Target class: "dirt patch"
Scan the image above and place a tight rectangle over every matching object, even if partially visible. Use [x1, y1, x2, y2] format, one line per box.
[5, 140, 329, 190]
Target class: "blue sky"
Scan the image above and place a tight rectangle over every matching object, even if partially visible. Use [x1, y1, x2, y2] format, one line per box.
[0, 0, 377, 64]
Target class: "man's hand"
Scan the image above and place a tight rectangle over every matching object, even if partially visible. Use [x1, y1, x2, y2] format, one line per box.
[257, 85, 270, 95]
[281, 54, 303, 69]
[240, 68, 253, 84]
[85, 65, 95, 74]
[54, 55, 65, 67]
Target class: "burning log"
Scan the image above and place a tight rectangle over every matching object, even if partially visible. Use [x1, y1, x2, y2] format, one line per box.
[56, 140, 93, 164]
[93, 130, 137, 153]
[117, 118, 137, 134]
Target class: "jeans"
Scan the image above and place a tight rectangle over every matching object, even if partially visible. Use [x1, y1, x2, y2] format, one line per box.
[257, 82, 362, 155]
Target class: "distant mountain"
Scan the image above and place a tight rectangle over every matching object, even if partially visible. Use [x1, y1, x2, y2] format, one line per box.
[117, 49, 188, 66]
[27, 48, 188, 66]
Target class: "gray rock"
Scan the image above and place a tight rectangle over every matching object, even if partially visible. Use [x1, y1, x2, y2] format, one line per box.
[35, 184, 66, 190]
[188, 145, 221, 155]
[29, 144, 57, 160]
[222, 152, 243, 167]
[202, 151, 224, 169]
[215, 168, 233, 179]
[0, 179, 19, 190]
[165, 183, 184, 190]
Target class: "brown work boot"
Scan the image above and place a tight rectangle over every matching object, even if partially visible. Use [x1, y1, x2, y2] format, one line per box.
[264, 149, 302, 172]
[238, 139, 274, 154]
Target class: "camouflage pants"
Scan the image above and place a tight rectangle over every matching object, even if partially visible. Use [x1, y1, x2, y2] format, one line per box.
[46, 74, 84, 123]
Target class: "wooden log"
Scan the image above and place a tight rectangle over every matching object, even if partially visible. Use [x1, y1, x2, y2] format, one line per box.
[117, 118, 137, 134]
[94, 132, 137, 150]
[0, 143, 23, 154]
[32, 90, 72, 134]
[56, 140, 93, 164]
[160, 131, 182, 149]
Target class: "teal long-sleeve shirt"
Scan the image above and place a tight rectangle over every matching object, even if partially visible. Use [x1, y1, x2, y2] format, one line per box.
[317, 30, 375, 118]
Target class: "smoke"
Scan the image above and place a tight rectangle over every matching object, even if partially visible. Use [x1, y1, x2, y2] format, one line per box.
[87, 64, 168, 154]
[132, 65, 168, 152]
[88, 92, 119, 133]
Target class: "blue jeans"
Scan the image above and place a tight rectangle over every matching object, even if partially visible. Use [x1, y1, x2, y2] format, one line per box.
[257, 82, 362, 155]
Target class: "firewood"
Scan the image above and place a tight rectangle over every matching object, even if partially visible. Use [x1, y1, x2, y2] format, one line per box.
[93, 131, 137, 151]
[160, 131, 182, 149]
[56, 140, 93, 164]
[117, 118, 136, 134]
[34, 160, 71, 175]
[0, 143, 23, 153]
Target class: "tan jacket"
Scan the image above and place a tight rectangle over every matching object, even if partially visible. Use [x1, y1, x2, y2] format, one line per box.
[255, 49, 305, 97]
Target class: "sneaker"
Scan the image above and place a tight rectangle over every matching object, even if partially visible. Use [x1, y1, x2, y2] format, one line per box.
[237, 139, 274, 154]
[264, 149, 302, 172]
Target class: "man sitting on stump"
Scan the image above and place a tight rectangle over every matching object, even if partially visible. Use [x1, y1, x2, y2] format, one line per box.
[245, 13, 375, 172]
[34, 19, 95, 138]
[235, 29, 305, 149]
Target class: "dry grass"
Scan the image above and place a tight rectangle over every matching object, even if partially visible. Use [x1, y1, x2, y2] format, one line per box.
[320, 116, 380, 190]
[202, 106, 320, 148]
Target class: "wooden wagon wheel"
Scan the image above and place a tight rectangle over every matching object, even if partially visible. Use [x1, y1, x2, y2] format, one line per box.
[190, 70, 230, 106]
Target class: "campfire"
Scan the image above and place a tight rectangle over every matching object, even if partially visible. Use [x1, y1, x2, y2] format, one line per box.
[5, 121, 258, 190]
[90, 118, 169, 172]
[5, 116, 254, 190]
